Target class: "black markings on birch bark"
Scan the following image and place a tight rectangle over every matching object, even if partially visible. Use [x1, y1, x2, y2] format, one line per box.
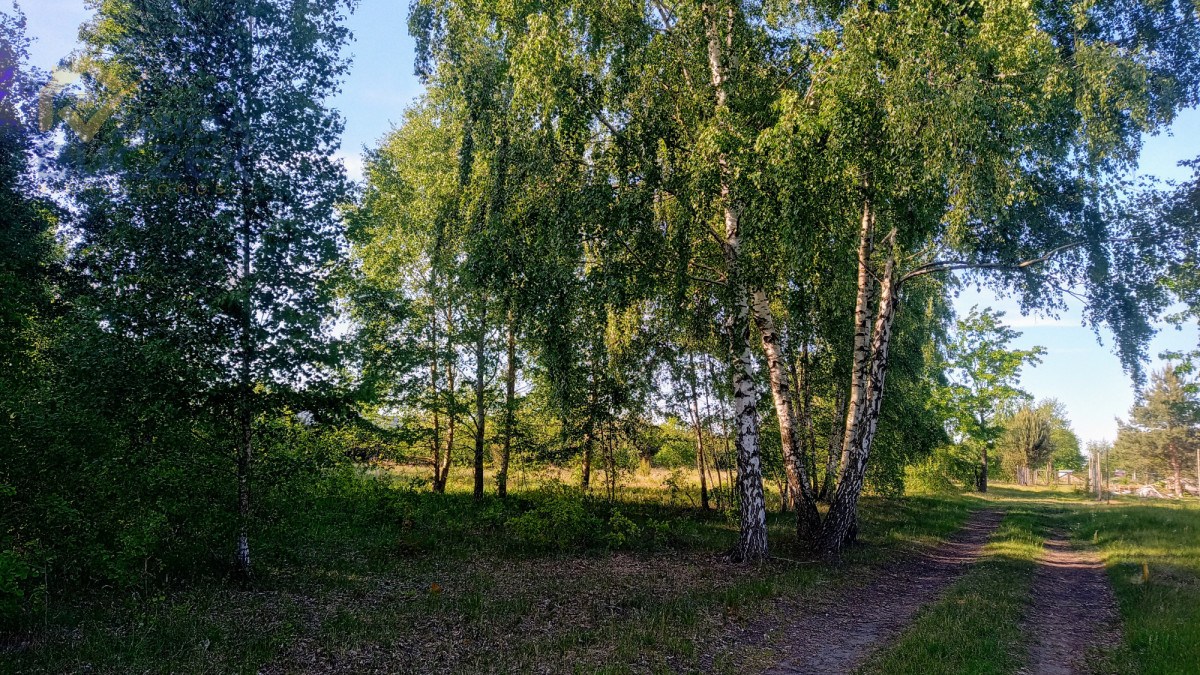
[752, 288, 821, 540]
[706, 0, 767, 561]
[838, 197, 877, 486]
[820, 230, 901, 556]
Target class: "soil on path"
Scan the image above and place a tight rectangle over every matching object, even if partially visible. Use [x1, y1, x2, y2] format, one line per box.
[1021, 533, 1120, 675]
[698, 508, 1004, 674]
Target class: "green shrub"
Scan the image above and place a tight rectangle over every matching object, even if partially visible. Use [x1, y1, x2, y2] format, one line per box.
[905, 458, 961, 495]
[653, 441, 696, 470]
[604, 509, 641, 548]
[505, 483, 604, 551]
[0, 548, 35, 625]
[905, 446, 977, 494]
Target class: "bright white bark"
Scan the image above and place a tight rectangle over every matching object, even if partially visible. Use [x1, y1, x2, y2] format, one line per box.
[751, 289, 821, 538]
[705, 0, 768, 561]
[820, 235, 900, 556]
[838, 198, 877, 483]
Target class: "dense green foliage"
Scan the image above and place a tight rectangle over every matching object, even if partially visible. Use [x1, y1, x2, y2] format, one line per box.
[3, 0, 1200, 645]
[1113, 365, 1199, 492]
[936, 306, 1045, 489]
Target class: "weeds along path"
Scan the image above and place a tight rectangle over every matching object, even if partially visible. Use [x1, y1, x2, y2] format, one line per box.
[757, 508, 1005, 675]
[1020, 532, 1120, 675]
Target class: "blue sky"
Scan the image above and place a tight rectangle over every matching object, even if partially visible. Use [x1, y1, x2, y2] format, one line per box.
[19, 1, 1200, 445]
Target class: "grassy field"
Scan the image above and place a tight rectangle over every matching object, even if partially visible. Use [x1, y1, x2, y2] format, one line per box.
[860, 484, 1200, 675]
[1065, 496, 1200, 674]
[4, 468, 1200, 674]
[2, 464, 977, 674]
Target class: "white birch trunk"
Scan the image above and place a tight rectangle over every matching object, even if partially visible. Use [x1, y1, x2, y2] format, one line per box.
[837, 198, 877, 484]
[751, 289, 821, 539]
[706, 0, 768, 561]
[819, 240, 900, 557]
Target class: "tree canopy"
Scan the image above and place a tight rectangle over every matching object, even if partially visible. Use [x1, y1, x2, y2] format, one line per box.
[4, 0, 1200, 609]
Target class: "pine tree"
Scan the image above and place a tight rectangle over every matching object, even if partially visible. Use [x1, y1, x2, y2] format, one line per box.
[1116, 367, 1199, 497]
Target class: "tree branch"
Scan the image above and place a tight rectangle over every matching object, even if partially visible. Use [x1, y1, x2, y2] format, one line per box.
[898, 239, 1091, 286]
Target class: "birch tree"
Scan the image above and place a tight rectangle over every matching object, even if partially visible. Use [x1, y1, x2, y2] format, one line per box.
[346, 97, 469, 492]
[67, 0, 355, 575]
[406, 0, 1200, 560]
[779, 0, 1200, 556]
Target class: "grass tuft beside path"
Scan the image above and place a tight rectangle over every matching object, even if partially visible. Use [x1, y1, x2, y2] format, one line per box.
[1065, 499, 1200, 675]
[856, 504, 1044, 675]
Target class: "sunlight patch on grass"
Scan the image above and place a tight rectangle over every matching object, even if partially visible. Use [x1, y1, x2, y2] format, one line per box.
[1064, 500, 1200, 675]
[857, 508, 1044, 675]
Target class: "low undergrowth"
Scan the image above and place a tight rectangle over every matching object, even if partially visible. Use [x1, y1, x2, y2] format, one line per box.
[1, 467, 983, 674]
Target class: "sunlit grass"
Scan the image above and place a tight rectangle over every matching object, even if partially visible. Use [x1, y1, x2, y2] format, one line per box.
[857, 507, 1044, 675]
[1063, 499, 1200, 675]
[970, 485, 1200, 675]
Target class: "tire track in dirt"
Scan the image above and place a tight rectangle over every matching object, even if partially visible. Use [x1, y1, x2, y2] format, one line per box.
[750, 508, 1005, 675]
[1020, 532, 1120, 675]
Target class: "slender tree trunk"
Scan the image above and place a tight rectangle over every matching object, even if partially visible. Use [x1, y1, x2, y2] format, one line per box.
[723, 411, 734, 507]
[785, 341, 817, 492]
[751, 289, 821, 540]
[819, 387, 845, 502]
[581, 432, 593, 489]
[602, 423, 618, 501]
[837, 198, 877, 486]
[1104, 448, 1111, 500]
[688, 353, 710, 511]
[431, 410, 443, 492]
[234, 180, 254, 578]
[430, 306, 457, 492]
[581, 357, 596, 490]
[498, 314, 515, 498]
[798, 344, 818, 494]
[977, 444, 989, 492]
[1171, 443, 1182, 497]
[703, 356, 726, 508]
[440, 351, 456, 490]
[236, 395, 251, 576]
[819, 236, 900, 557]
[473, 304, 487, 501]
[706, 0, 767, 562]
[727, 285, 769, 561]
[430, 315, 445, 493]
